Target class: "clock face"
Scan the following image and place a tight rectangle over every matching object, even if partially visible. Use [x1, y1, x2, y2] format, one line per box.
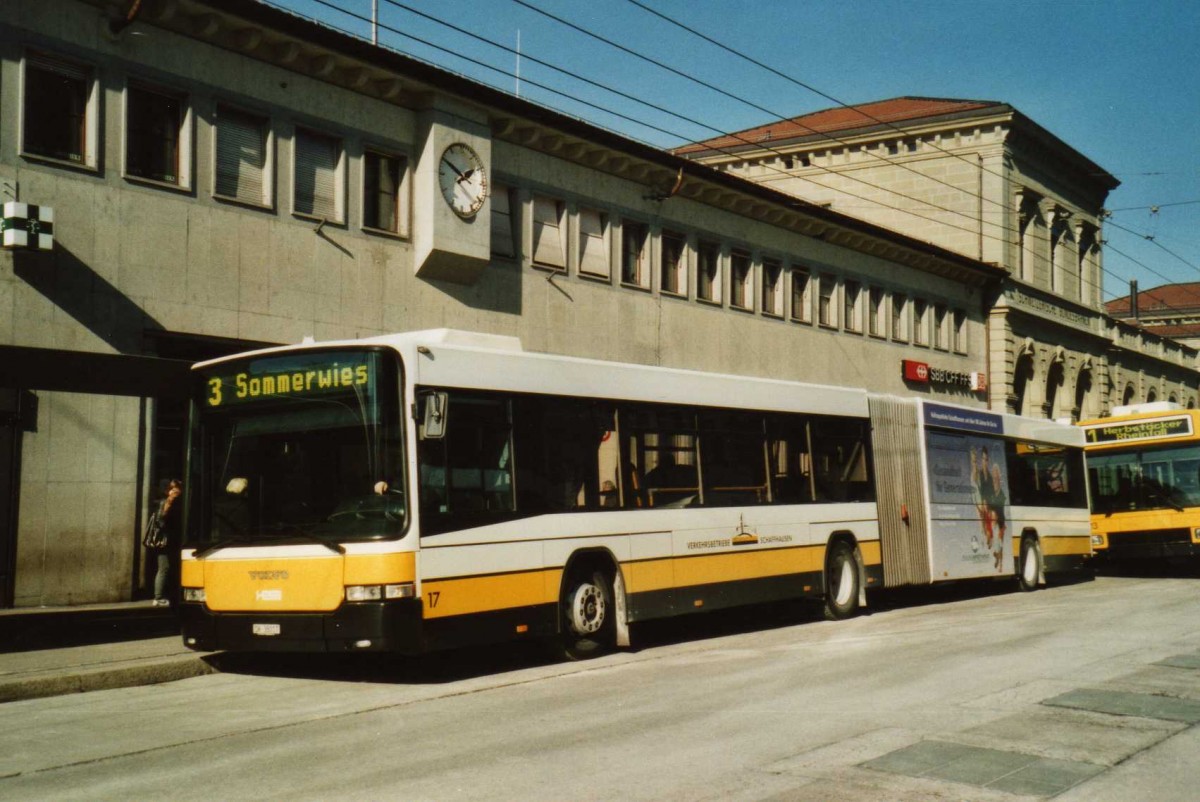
[437, 143, 488, 218]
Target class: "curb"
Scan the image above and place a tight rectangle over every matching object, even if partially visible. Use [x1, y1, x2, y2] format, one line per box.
[0, 654, 217, 704]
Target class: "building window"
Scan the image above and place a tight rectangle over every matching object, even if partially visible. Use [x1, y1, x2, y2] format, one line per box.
[730, 250, 752, 310]
[933, 304, 948, 350]
[490, 183, 518, 258]
[953, 309, 967, 353]
[125, 82, 188, 186]
[578, 207, 609, 277]
[843, 280, 862, 332]
[22, 52, 96, 167]
[697, 240, 721, 303]
[214, 105, 272, 206]
[294, 128, 343, 222]
[621, 221, 650, 287]
[868, 286, 885, 336]
[913, 299, 928, 346]
[762, 258, 783, 317]
[660, 230, 686, 295]
[891, 293, 908, 341]
[818, 275, 837, 328]
[363, 150, 408, 235]
[531, 195, 567, 271]
[790, 267, 811, 323]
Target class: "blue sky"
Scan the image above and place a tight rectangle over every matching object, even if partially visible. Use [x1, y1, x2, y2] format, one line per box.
[279, 0, 1199, 302]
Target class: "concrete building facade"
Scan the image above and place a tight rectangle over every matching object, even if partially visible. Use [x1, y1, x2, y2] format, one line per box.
[676, 98, 1199, 422]
[1, 1, 1012, 607]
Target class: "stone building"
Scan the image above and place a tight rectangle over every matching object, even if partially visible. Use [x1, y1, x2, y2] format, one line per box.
[675, 97, 1199, 421]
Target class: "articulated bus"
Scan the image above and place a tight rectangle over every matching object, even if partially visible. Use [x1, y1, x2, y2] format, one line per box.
[1081, 403, 1200, 560]
[179, 330, 1090, 657]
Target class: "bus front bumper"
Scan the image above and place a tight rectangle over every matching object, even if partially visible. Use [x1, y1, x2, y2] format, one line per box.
[179, 599, 424, 654]
[1095, 529, 1200, 560]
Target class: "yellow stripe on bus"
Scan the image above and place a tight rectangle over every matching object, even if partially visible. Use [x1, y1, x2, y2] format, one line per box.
[424, 541, 883, 619]
[1037, 535, 1093, 557]
[422, 569, 562, 619]
[672, 544, 827, 588]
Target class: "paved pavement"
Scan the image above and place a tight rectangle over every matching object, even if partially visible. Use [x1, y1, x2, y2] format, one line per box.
[0, 602, 213, 703]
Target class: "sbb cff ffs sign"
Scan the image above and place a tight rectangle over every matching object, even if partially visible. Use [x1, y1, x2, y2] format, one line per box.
[902, 360, 987, 392]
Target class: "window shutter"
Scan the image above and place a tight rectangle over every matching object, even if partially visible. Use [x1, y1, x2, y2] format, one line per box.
[531, 196, 565, 268]
[490, 185, 515, 257]
[295, 129, 339, 220]
[579, 208, 608, 277]
[216, 107, 266, 203]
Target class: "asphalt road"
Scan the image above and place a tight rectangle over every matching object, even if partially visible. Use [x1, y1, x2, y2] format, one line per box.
[1, 574, 1198, 801]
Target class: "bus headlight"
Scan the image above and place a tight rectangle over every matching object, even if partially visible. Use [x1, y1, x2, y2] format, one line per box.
[345, 583, 414, 601]
[345, 585, 382, 602]
[1091, 535, 1105, 547]
[182, 588, 206, 603]
[384, 583, 415, 599]
[1193, 528, 1200, 542]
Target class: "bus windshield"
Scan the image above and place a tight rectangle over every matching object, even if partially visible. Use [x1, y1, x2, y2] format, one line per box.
[1087, 442, 1200, 513]
[190, 349, 406, 546]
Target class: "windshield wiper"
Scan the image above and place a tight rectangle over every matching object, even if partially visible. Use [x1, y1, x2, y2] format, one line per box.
[195, 531, 345, 558]
[261, 526, 346, 554]
[193, 538, 251, 559]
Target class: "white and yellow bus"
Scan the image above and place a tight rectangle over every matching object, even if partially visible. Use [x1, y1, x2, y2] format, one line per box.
[180, 330, 1090, 656]
[1081, 404, 1200, 560]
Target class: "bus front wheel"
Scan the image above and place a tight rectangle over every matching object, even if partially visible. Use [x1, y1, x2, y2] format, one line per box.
[1017, 536, 1042, 592]
[823, 541, 861, 621]
[560, 569, 615, 660]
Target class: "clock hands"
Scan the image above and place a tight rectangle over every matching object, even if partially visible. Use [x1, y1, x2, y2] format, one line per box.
[441, 157, 466, 181]
[442, 158, 478, 192]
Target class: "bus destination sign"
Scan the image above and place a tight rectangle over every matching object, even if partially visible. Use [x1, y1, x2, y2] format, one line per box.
[204, 360, 372, 408]
[1083, 415, 1194, 445]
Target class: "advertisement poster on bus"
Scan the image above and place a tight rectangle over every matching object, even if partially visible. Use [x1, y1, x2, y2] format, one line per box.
[925, 431, 1011, 579]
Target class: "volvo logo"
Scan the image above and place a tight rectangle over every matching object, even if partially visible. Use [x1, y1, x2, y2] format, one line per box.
[248, 570, 289, 580]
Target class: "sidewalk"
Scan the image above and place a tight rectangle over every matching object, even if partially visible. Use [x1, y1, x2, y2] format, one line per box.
[0, 601, 215, 703]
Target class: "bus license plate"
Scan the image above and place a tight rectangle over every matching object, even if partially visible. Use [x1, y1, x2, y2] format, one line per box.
[252, 623, 281, 637]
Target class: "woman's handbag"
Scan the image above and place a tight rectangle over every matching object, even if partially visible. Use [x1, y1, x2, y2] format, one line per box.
[142, 509, 166, 549]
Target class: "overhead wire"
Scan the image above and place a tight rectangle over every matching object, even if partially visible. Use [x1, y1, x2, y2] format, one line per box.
[510, 0, 1029, 240]
[363, 0, 1056, 263]
[275, 1, 1196, 326]
[497, 0, 1143, 308]
[614, 0, 1200, 318]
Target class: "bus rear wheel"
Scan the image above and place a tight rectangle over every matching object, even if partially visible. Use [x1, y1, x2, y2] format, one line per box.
[560, 569, 615, 660]
[1017, 536, 1042, 592]
[823, 541, 861, 621]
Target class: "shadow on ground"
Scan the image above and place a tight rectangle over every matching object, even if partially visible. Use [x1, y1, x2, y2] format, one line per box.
[202, 573, 1100, 687]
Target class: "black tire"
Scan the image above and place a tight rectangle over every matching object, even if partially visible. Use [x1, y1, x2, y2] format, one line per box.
[1017, 536, 1041, 592]
[560, 569, 615, 660]
[823, 541, 861, 621]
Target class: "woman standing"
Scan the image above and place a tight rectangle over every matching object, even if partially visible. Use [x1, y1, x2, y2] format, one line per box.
[145, 479, 183, 607]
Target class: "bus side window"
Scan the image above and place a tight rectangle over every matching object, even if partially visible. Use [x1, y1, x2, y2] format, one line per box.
[698, 410, 768, 507]
[513, 397, 606, 513]
[810, 418, 874, 502]
[768, 417, 813, 504]
[619, 406, 699, 509]
[418, 393, 515, 534]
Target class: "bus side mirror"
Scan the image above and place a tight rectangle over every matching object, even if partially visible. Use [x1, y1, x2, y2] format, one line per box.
[421, 392, 448, 440]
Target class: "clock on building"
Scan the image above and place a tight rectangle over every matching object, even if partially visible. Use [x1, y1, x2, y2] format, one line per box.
[437, 142, 488, 218]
